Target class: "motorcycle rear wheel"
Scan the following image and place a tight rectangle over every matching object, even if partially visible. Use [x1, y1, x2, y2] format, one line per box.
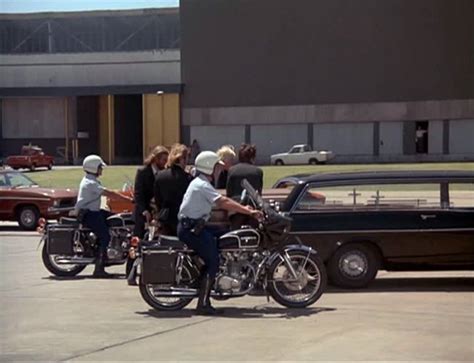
[267, 250, 327, 308]
[41, 243, 87, 277]
[139, 265, 194, 311]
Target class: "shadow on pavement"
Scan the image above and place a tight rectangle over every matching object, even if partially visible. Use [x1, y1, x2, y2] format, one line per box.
[327, 277, 474, 293]
[136, 306, 336, 320]
[42, 273, 126, 281]
[0, 225, 22, 231]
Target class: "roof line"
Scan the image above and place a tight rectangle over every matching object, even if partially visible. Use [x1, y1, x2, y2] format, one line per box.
[0, 7, 178, 19]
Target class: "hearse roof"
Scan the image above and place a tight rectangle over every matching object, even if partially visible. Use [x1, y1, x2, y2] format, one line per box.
[284, 170, 474, 185]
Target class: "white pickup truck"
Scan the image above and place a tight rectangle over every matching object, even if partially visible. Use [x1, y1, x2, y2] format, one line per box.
[270, 144, 334, 165]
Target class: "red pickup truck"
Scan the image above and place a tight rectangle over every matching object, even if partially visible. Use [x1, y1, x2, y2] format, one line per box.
[6, 145, 54, 171]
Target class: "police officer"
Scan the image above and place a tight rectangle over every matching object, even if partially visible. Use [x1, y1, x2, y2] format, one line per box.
[75, 155, 133, 278]
[177, 151, 263, 315]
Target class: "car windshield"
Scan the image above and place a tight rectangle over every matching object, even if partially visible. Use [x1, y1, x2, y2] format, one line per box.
[0, 172, 38, 188]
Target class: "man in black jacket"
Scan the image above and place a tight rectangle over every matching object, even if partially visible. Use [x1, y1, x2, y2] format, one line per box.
[133, 145, 169, 238]
[154, 144, 192, 236]
[226, 144, 263, 229]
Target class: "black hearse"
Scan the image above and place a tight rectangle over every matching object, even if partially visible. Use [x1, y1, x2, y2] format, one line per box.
[278, 171, 474, 288]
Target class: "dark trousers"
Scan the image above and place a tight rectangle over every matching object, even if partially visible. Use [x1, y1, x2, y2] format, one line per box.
[83, 210, 112, 252]
[133, 211, 146, 238]
[177, 222, 226, 278]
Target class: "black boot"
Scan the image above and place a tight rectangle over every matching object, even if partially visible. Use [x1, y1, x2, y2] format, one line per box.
[196, 275, 218, 316]
[127, 260, 138, 286]
[93, 250, 112, 278]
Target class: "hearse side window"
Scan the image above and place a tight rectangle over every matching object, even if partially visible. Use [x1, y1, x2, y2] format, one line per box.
[295, 183, 441, 211]
[449, 183, 474, 208]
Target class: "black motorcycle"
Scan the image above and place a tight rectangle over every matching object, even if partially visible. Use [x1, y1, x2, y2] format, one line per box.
[138, 180, 327, 310]
[39, 213, 135, 277]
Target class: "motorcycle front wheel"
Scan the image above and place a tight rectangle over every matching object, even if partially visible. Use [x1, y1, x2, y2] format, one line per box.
[267, 250, 327, 308]
[139, 265, 195, 311]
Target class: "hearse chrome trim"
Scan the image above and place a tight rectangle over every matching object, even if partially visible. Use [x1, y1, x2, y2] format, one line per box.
[290, 228, 474, 235]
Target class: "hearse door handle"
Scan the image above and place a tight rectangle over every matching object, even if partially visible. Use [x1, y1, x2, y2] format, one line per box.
[420, 214, 437, 220]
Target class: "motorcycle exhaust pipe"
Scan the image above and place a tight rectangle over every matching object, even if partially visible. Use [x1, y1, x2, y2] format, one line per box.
[152, 287, 236, 299]
[152, 287, 198, 297]
[55, 257, 95, 265]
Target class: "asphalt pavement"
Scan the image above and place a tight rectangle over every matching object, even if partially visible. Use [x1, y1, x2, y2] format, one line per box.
[1, 224, 473, 361]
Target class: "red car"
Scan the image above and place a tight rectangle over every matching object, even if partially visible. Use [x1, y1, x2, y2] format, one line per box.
[0, 171, 77, 230]
[6, 145, 54, 171]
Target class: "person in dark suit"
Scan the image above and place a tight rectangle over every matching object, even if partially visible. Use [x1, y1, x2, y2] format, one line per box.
[154, 144, 192, 236]
[133, 145, 169, 238]
[226, 144, 263, 229]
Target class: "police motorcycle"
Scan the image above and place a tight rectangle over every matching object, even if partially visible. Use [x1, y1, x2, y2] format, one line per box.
[138, 179, 327, 311]
[38, 213, 135, 277]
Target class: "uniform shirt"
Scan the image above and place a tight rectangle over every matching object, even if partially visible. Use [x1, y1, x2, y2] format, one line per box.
[179, 174, 221, 221]
[75, 173, 105, 211]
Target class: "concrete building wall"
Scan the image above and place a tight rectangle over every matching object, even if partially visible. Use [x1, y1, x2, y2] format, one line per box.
[2, 98, 66, 138]
[380, 122, 403, 155]
[190, 126, 246, 153]
[181, 0, 474, 108]
[0, 50, 181, 91]
[182, 100, 474, 126]
[314, 123, 373, 155]
[428, 120, 444, 154]
[251, 124, 307, 163]
[449, 119, 474, 154]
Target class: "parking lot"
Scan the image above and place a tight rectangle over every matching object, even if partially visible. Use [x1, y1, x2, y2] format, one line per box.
[1, 224, 473, 361]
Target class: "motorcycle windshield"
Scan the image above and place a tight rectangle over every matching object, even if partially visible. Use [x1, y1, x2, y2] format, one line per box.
[241, 179, 263, 208]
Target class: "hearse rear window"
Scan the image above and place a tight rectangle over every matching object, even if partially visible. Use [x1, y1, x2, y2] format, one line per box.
[449, 183, 474, 208]
[295, 183, 441, 211]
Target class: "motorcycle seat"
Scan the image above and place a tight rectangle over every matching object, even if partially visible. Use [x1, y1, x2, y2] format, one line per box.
[106, 216, 126, 227]
[157, 235, 190, 249]
[59, 217, 80, 226]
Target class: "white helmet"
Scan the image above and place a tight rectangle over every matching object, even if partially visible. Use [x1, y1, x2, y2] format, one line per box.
[83, 155, 107, 174]
[194, 151, 224, 175]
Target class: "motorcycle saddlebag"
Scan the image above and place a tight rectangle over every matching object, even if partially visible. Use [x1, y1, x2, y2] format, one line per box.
[141, 242, 178, 284]
[47, 225, 76, 255]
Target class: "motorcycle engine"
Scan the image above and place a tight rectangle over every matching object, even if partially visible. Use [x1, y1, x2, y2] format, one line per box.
[216, 252, 256, 294]
[107, 233, 127, 261]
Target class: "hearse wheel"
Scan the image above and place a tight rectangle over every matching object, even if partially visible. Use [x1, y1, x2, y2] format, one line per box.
[17, 205, 39, 230]
[328, 243, 380, 288]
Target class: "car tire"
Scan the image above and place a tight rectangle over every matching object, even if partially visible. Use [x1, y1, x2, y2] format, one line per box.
[30, 164, 36, 172]
[309, 158, 318, 165]
[275, 159, 284, 166]
[17, 205, 40, 230]
[328, 243, 380, 288]
[47, 162, 53, 170]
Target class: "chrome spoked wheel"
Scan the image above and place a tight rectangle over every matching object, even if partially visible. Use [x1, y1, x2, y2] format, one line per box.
[268, 251, 327, 308]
